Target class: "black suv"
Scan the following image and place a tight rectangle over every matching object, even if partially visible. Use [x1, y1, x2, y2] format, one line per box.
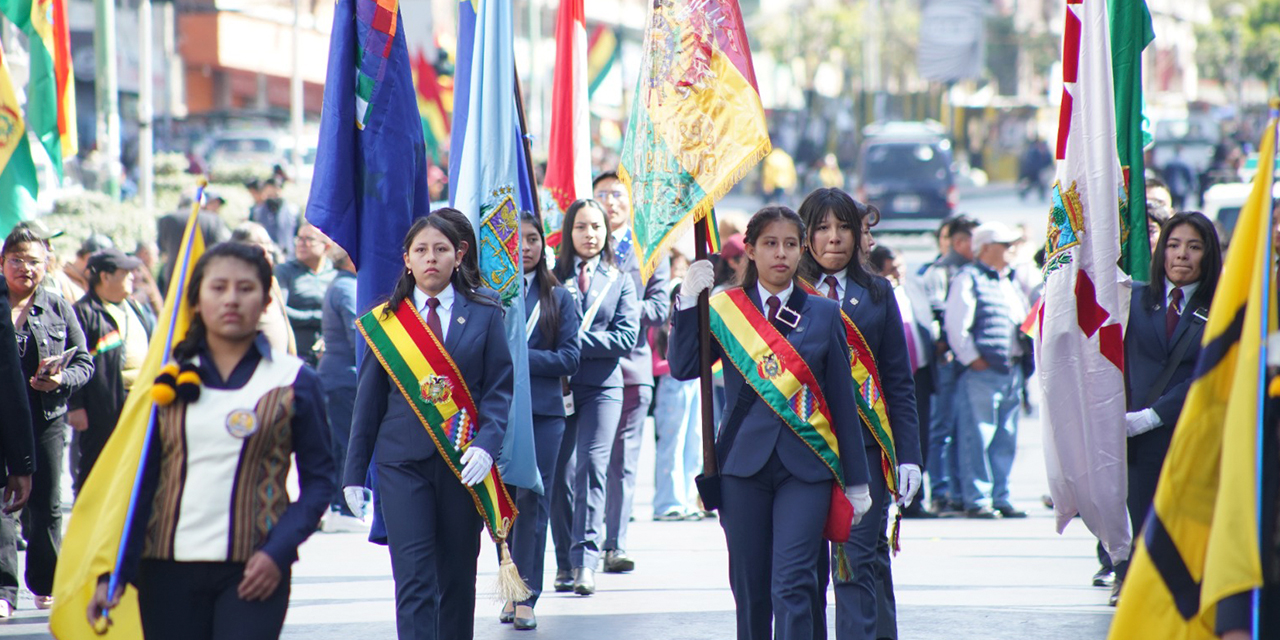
[855, 122, 958, 233]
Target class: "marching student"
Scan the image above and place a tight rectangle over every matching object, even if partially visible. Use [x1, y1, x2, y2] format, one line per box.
[500, 214, 581, 630]
[343, 210, 514, 640]
[548, 199, 639, 596]
[797, 188, 923, 640]
[87, 241, 334, 638]
[668, 205, 873, 640]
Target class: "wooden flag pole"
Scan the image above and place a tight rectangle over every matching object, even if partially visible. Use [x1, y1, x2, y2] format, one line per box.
[695, 217, 717, 480]
[513, 69, 542, 218]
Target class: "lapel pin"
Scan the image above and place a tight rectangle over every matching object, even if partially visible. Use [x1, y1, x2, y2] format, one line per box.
[849, 296, 859, 306]
[457, 317, 466, 325]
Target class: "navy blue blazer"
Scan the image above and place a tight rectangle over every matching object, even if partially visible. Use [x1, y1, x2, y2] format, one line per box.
[344, 289, 514, 486]
[525, 275, 582, 417]
[617, 250, 671, 386]
[668, 286, 870, 487]
[563, 261, 640, 389]
[841, 276, 922, 466]
[1125, 283, 1208, 426]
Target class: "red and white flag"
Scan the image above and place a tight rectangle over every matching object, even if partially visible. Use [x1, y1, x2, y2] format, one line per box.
[542, 0, 591, 216]
[1036, 0, 1133, 565]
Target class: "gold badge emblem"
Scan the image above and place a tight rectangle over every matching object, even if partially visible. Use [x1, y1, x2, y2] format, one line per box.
[225, 409, 258, 438]
[419, 374, 453, 404]
[756, 353, 783, 380]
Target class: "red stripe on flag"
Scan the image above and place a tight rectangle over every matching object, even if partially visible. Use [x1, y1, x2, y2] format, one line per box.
[1074, 270, 1110, 338]
[1098, 323, 1124, 370]
[1056, 89, 1073, 161]
[1062, 6, 1081, 84]
[52, 0, 74, 152]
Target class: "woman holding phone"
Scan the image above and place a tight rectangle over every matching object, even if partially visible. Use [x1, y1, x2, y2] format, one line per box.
[3, 224, 93, 615]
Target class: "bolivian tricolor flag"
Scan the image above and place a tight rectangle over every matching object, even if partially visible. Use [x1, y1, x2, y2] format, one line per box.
[50, 187, 208, 639]
[1108, 111, 1278, 639]
[0, 39, 37, 235]
[413, 48, 451, 163]
[0, 0, 76, 178]
[619, 0, 771, 281]
[586, 24, 617, 98]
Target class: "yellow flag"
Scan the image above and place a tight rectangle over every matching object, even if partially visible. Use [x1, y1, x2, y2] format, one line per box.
[50, 192, 208, 639]
[1108, 114, 1277, 639]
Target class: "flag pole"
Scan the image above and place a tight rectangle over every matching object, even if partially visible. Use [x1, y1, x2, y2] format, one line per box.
[513, 69, 542, 218]
[694, 218, 717, 482]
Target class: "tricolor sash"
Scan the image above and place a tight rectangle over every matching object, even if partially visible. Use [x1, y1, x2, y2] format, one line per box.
[799, 279, 899, 493]
[707, 288, 844, 486]
[356, 301, 518, 543]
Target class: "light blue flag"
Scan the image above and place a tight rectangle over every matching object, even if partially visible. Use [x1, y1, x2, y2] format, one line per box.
[449, 0, 541, 493]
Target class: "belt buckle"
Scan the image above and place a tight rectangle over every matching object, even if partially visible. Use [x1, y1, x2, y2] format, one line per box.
[774, 306, 801, 329]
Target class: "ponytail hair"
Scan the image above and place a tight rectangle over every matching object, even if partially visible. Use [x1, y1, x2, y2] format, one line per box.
[171, 242, 274, 362]
[383, 208, 497, 318]
[740, 205, 807, 290]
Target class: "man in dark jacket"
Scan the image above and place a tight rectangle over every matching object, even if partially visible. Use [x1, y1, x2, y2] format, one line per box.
[0, 277, 36, 617]
[69, 250, 154, 491]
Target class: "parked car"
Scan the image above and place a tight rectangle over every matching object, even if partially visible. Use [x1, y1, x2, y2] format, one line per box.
[1201, 180, 1280, 245]
[855, 121, 958, 233]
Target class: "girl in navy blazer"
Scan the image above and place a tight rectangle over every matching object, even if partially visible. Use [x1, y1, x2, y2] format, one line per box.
[548, 199, 639, 596]
[798, 188, 923, 640]
[501, 214, 581, 629]
[344, 210, 515, 640]
[1124, 212, 1221, 540]
[669, 206, 873, 640]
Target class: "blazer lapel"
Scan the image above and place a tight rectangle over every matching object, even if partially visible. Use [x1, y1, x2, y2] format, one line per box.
[524, 276, 539, 319]
[843, 279, 868, 323]
[586, 263, 613, 312]
[445, 293, 472, 354]
[1168, 303, 1205, 352]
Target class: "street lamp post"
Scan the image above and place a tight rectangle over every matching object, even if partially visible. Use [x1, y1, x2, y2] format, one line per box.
[94, 0, 121, 199]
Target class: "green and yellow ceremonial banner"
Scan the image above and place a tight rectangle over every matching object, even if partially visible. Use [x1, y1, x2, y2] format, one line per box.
[1108, 112, 1277, 640]
[0, 40, 37, 236]
[1109, 0, 1154, 279]
[708, 289, 844, 486]
[50, 190, 208, 640]
[798, 280, 897, 492]
[0, 0, 76, 178]
[356, 301, 518, 544]
[619, 0, 771, 281]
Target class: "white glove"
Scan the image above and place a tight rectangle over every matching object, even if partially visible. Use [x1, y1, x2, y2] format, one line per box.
[677, 259, 716, 310]
[1125, 409, 1162, 437]
[845, 483, 872, 527]
[896, 464, 922, 507]
[343, 486, 368, 518]
[459, 446, 493, 486]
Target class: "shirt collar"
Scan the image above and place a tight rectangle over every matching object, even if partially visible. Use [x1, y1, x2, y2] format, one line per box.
[1165, 280, 1200, 306]
[574, 254, 602, 273]
[523, 270, 536, 290]
[413, 282, 456, 314]
[756, 280, 794, 308]
[820, 272, 844, 295]
[612, 227, 630, 243]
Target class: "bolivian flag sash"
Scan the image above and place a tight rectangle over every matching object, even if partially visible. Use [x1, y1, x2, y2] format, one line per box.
[798, 279, 899, 493]
[357, 301, 517, 542]
[708, 289, 844, 487]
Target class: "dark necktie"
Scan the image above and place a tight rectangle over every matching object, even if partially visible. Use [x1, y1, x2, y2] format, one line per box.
[425, 298, 443, 342]
[578, 262, 589, 299]
[766, 295, 781, 323]
[1166, 287, 1182, 339]
[823, 275, 840, 301]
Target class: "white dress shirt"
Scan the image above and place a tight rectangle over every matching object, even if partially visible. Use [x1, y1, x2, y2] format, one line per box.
[1164, 280, 1200, 314]
[756, 280, 794, 316]
[820, 273, 845, 302]
[573, 254, 602, 292]
[413, 283, 456, 342]
[523, 270, 536, 293]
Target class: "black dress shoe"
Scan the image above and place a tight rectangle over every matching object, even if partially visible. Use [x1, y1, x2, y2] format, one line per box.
[499, 603, 515, 624]
[602, 550, 635, 573]
[995, 505, 1027, 519]
[1092, 567, 1113, 588]
[573, 567, 596, 596]
[965, 506, 998, 519]
[553, 569, 574, 593]
[1109, 560, 1128, 606]
[514, 607, 537, 630]
[900, 502, 938, 519]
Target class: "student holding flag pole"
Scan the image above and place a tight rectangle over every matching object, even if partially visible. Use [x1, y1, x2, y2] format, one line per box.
[669, 206, 873, 640]
[343, 210, 522, 640]
[501, 213, 581, 629]
[796, 188, 922, 640]
[84, 236, 336, 637]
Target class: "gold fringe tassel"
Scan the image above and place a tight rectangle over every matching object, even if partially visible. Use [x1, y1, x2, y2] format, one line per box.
[889, 512, 903, 556]
[833, 544, 854, 582]
[493, 540, 532, 604]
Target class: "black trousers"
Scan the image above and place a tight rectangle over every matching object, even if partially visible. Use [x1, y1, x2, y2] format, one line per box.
[378, 455, 484, 640]
[720, 452, 830, 640]
[137, 559, 290, 640]
[18, 421, 65, 597]
[510, 414, 566, 607]
[818, 446, 893, 640]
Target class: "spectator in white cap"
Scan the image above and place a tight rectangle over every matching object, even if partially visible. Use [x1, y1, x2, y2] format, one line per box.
[943, 221, 1033, 519]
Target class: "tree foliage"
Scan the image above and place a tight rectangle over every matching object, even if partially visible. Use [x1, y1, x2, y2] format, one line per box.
[1196, 0, 1280, 94]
